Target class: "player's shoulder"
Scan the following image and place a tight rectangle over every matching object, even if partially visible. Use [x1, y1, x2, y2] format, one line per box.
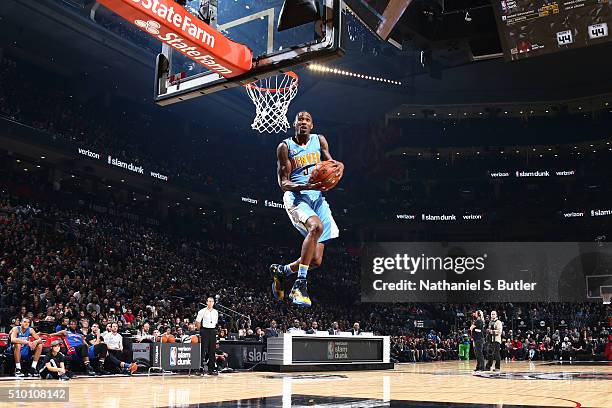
[277, 141, 290, 157]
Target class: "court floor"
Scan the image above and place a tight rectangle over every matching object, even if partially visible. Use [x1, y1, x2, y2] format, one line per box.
[0, 361, 611, 407]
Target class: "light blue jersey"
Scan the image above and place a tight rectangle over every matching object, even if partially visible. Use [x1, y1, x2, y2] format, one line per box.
[282, 134, 339, 243]
[284, 134, 322, 201]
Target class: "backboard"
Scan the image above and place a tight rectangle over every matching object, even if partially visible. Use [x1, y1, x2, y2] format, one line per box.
[154, 0, 344, 105]
[586, 274, 612, 302]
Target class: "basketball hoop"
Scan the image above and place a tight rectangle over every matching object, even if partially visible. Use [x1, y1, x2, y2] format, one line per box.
[245, 71, 299, 134]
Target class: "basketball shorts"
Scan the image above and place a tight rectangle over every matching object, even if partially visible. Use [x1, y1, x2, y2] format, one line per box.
[283, 191, 339, 243]
[8, 344, 31, 359]
[88, 345, 96, 360]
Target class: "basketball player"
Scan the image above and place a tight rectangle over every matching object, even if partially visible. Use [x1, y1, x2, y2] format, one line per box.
[8, 317, 43, 377]
[270, 111, 340, 307]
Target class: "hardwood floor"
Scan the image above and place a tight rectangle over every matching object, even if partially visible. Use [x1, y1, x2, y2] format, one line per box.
[0, 361, 610, 407]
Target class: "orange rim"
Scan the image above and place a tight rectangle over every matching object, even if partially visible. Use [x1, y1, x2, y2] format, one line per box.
[244, 71, 299, 93]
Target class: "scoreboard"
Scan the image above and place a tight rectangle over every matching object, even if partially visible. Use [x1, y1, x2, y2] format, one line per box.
[492, 0, 611, 60]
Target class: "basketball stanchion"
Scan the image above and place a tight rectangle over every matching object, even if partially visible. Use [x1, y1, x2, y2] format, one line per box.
[245, 71, 299, 134]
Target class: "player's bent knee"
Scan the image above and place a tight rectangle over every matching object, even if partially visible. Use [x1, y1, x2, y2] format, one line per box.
[311, 257, 322, 268]
[308, 221, 323, 236]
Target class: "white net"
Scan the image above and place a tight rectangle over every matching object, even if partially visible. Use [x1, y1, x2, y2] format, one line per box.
[245, 72, 299, 134]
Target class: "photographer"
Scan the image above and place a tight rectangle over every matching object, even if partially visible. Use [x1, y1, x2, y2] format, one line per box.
[470, 310, 485, 371]
[485, 311, 503, 371]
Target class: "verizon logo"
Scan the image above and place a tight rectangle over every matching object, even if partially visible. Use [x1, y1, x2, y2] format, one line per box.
[490, 172, 510, 178]
[462, 214, 483, 220]
[555, 170, 575, 176]
[241, 197, 258, 205]
[150, 171, 168, 181]
[396, 214, 416, 220]
[78, 148, 100, 160]
[563, 212, 584, 218]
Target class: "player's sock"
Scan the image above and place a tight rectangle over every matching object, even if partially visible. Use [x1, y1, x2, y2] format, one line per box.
[15, 363, 21, 370]
[282, 264, 295, 276]
[31, 361, 38, 369]
[297, 264, 309, 279]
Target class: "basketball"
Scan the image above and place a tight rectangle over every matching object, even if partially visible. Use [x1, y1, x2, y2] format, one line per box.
[161, 334, 176, 343]
[310, 160, 344, 191]
[190, 335, 199, 344]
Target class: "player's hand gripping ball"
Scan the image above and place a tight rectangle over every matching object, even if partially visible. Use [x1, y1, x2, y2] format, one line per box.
[309, 160, 344, 191]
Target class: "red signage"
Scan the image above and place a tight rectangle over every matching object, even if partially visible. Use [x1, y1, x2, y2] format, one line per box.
[97, 0, 253, 77]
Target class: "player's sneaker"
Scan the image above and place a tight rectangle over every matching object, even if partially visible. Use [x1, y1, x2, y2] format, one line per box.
[290, 279, 311, 307]
[270, 264, 285, 301]
[86, 364, 97, 376]
[59, 374, 70, 381]
[29, 367, 40, 378]
[14, 368, 25, 378]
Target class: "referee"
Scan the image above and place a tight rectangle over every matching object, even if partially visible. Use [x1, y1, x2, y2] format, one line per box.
[195, 297, 219, 375]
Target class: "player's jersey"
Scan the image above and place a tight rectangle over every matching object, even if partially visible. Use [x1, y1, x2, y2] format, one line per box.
[65, 332, 84, 348]
[284, 134, 322, 200]
[14, 327, 31, 343]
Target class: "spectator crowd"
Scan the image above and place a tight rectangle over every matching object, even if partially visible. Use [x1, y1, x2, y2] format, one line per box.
[1, 191, 610, 378]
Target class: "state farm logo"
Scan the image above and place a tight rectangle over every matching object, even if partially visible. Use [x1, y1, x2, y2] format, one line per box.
[135, 19, 160, 35]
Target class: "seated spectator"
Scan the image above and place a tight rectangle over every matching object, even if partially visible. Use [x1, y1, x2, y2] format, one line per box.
[103, 323, 127, 365]
[265, 320, 279, 338]
[350, 322, 362, 336]
[86, 323, 136, 375]
[135, 322, 155, 343]
[306, 321, 319, 334]
[254, 327, 265, 342]
[9, 317, 43, 377]
[55, 317, 70, 333]
[215, 342, 229, 371]
[41, 340, 72, 381]
[287, 319, 303, 334]
[54, 323, 97, 376]
[328, 321, 340, 335]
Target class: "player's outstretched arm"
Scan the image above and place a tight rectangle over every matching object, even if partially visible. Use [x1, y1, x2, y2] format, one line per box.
[277, 142, 322, 192]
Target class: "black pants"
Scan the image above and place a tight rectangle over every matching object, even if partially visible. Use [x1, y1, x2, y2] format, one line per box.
[200, 328, 216, 372]
[474, 339, 485, 370]
[486, 342, 501, 370]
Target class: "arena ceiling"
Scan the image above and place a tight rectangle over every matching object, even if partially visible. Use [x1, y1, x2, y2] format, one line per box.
[1, 0, 612, 131]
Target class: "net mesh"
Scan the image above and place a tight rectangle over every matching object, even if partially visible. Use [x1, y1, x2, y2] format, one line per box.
[245, 72, 299, 134]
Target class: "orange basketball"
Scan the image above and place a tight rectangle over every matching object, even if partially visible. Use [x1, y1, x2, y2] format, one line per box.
[309, 160, 344, 191]
[161, 334, 176, 343]
[190, 335, 199, 344]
